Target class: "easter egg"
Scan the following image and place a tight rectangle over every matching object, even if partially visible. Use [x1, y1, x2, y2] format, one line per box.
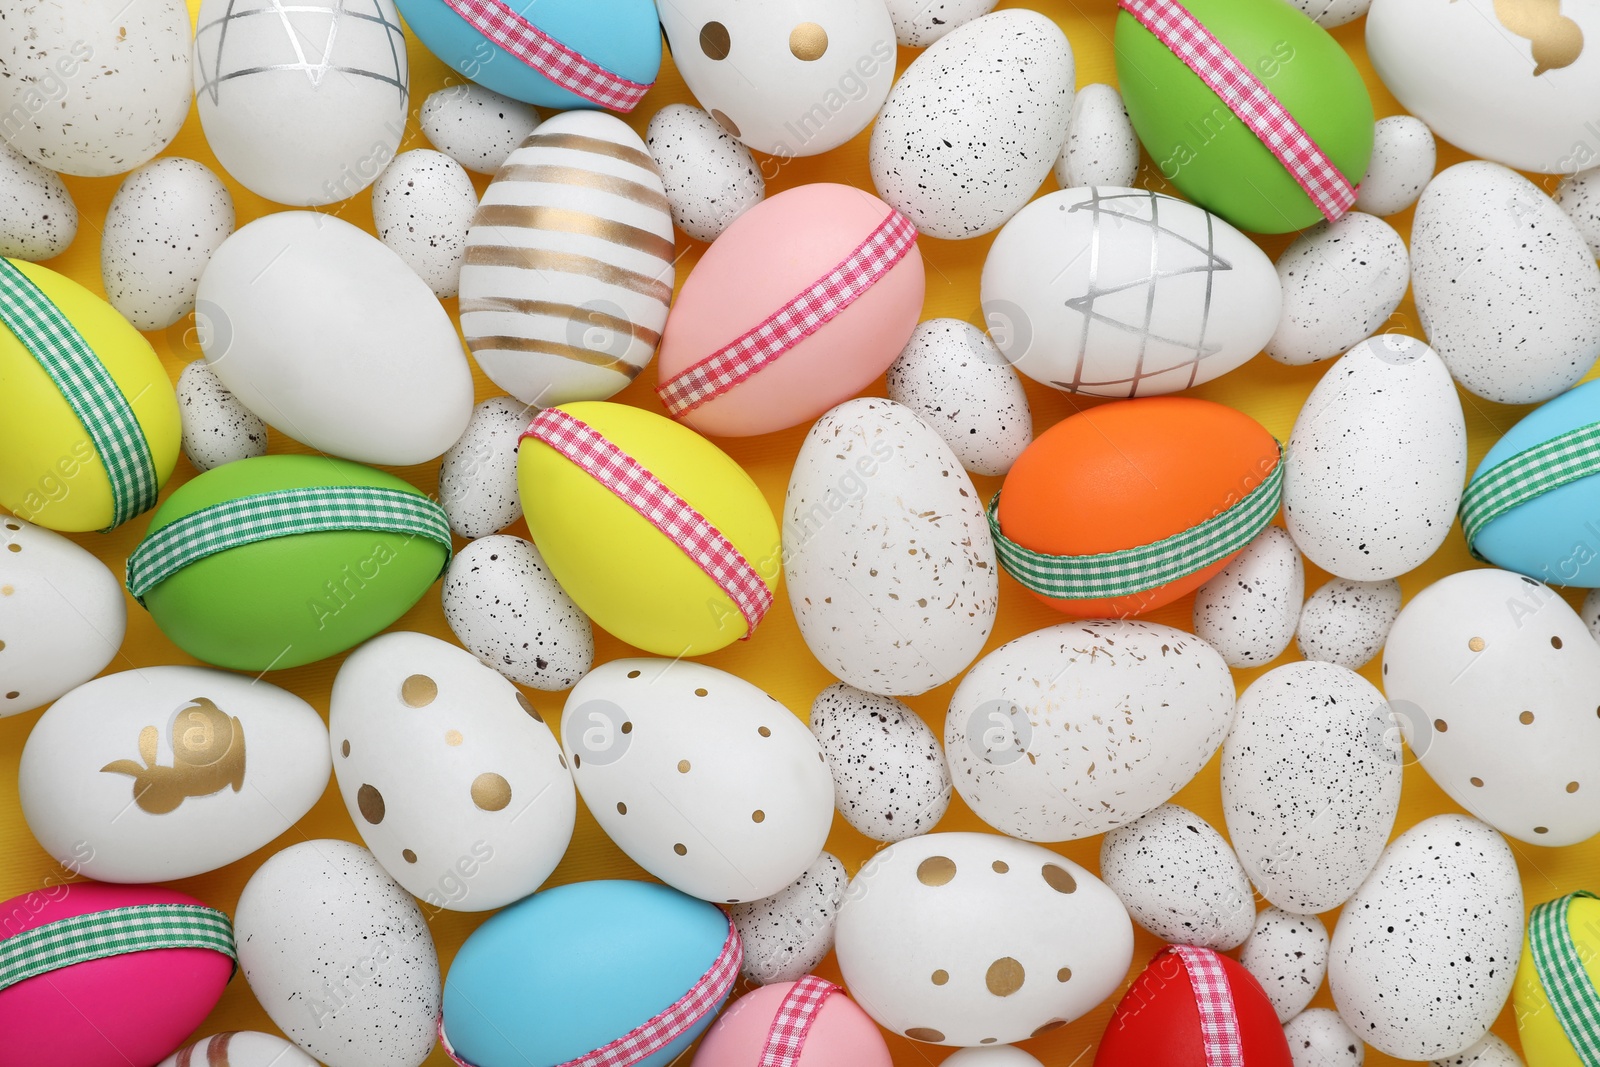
[1191, 525, 1304, 668]
[1099, 804, 1255, 950]
[656, 185, 924, 438]
[810, 683, 952, 842]
[0, 881, 235, 1067]
[160, 1032, 319, 1067]
[562, 658, 833, 903]
[517, 402, 781, 657]
[0, 140, 77, 260]
[437, 397, 528, 539]
[175, 361, 267, 473]
[371, 149, 477, 300]
[1115, 0, 1374, 234]
[1515, 890, 1600, 1067]
[1054, 83, 1140, 189]
[1266, 212, 1409, 367]
[646, 104, 766, 243]
[395, 0, 661, 111]
[1296, 577, 1401, 670]
[1240, 908, 1329, 1024]
[885, 319, 1033, 478]
[419, 83, 540, 175]
[1436, 1034, 1524, 1067]
[1356, 115, 1437, 217]
[102, 159, 236, 333]
[127, 454, 452, 672]
[441, 880, 737, 1067]
[727, 852, 846, 986]
[1284, 1009, 1364, 1067]
[883, 0, 998, 46]
[0, 258, 180, 532]
[692, 979, 892, 1067]
[990, 396, 1282, 617]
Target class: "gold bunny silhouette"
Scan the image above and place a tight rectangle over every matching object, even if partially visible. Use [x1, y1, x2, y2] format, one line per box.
[1459, 0, 1585, 74]
[101, 697, 247, 815]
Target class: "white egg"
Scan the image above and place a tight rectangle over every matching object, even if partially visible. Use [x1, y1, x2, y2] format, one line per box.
[946, 621, 1236, 842]
[1193, 525, 1304, 668]
[1585, 587, 1600, 644]
[1285, 0, 1371, 27]
[810, 682, 951, 842]
[1099, 804, 1255, 951]
[885, 319, 1033, 477]
[871, 10, 1074, 239]
[1558, 166, 1600, 259]
[1329, 814, 1522, 1061]
[420, 83, 539, 175]
[1431, 1034, 1525, 1067]
[727, 850, 846, 985]
[943, 1049, 1045, 1067]
[370, 149, 477, 299]
[175, 361, 268, 472]
[0, 516, 124, 717]
[645, 104, 765, 243]
[235, 840, 441, 1067]
[1411, 161, 1600, 404]
[1242, 908, 1330, 1024]
[1285, 1009, 1365, 1067]
[103, 158, 236, 332]
[1354, 115, 1435, 217]
[0, 140, 76, 260]
[19, 666, 329, 882]
[441, 535, 594, 692]
[562, 659, 835, 903]
[1052, 84, 1138, 189]
[437, 396, 528, 538]
[158, 1032, 319, 1067]
[883, 0, 998, 46]
[1297, 577, 1402, 669]
[1265, 213, 1409, 367]
[835, 831, 1133, 1047]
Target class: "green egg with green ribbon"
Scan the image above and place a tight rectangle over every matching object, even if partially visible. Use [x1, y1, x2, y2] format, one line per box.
[126, 455, 453, 672]
[1115, 0, 1374, 234]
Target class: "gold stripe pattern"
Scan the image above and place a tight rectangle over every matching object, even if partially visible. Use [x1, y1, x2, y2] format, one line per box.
[462, 245, 674, 304]
[493, 164, 671, 213]
[473, 204, 676, 262]
[462, 335, 644, 377]
[521, 131, 658, 171]
[457, 296, 663, 347]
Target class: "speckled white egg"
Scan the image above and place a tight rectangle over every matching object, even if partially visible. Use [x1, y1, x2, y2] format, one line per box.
[645, 104, 765, 243]
[885, 319, 1033, 477]
[1431, 1034, 1524, 1067]
[1283, 335, 1466, 580]
[946, 621, 1235, 842]
[562, 659, 835, 904]
[834, 831, 1133, 1047]
[234, 839, 441, 1067]
[1584, 588, 1600, 645]
[1051, 83, 1138, 189]
[1557, 166, 1600, 260]
[1099, 804, 1255, 951]
[870, 10, 1074, 239]
[1412, 161, 1600, 404]
[883, 0, 998, 46]
[441, 535, 593, 692]
[2, 0, 191, 177]
[1223, 661, 1401, 914]
[176, 360, 267, 472]
[1285, 0, 1371, 27]
[1242, 908, 1330, 1024]
[419, 83, 539, 175]
[0, 140, 76, 260]
[943, 1049, 1044, 1067]
[370, 150, 477, 299]
[159, 1032, 319, 1067]
[1329, 814, 1522, 1061]
[102, 158, 235, 332]
[1296, 577, 1402, 669]
[1266, 213, 1409, 367]
[1193, 525, 1304, 668]
[437, 396, 527, 538]
[1355, 115, 1436, 218]
[809, 682, 951, 842]
[727, 850, 846, 985]
[1285, 1009, 1365, 1067]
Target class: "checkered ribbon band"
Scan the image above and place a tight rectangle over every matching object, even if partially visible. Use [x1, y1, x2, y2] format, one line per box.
[1531, 891, 1600, 1065]
[759, 977, 841, 1067]
[988, 442, 1283, 601]
[1118, 0, 1357, 222]
[1166, 945, 1244, 1067]
[657, 210, 919, 417]
[0, 258, 158, 530]
[439, 919, 742, 1067]
[522, 409, 773, 635]
[125, 485, 453, 603]
[1460, 421, 1600, 557]
[0, 903, 236, 994]
[436, 0, 652, 111]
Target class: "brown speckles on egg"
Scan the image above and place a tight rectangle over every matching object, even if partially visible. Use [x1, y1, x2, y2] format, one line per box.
[809, 683, 952, 842]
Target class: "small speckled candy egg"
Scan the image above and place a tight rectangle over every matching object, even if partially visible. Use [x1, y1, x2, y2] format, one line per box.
[438, 396, 528, 538]
[102, 158, 235, 331]
[1285, 0, 1371, 27]
[0, 140, 76, 260]
[809, 683, 951, 842]
[645, 104, 764, 244]
[885, 319, 1033, 478]
[1584, 588, 1600, 644]
[1099, 804, 1255, 951]
[1242, 908, 1330, 1024]
[1296, 577, 1402, 669]
[419, 83, 540, 175]
[727, 851, 846, 985]
[175, 361, 267, 473]
[234, 839, 441, 1067]
[1354, 116, 1436, 218]
[1193, 525, 1305, 668]
[1052, 83, 1138, 189]
[1556, 166, 1600, 260]
[1266, 213, 1409, 367]
[943, 1049, 1044, 1067]
[1430, 1034, 1524, 1067]
[442, 535, 593, 692]
[883, 0, 998, 46]
[159, 1032, 319, 1067]
[1284, 1009, 1364, 1067]
[1329, 814, 1523, 1061]
[370, 150, 477, 299]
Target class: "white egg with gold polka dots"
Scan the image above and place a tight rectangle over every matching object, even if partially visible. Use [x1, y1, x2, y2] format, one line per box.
[561, 658, 835, 904]
[833, 831, 1133, 1047]
[329, 630, 576, 912]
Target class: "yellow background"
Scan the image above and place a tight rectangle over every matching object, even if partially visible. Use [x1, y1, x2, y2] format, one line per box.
[0, 2, 1592, 1064]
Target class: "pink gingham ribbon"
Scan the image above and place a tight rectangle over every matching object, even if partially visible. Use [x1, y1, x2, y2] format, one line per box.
[521, 408, 773, 636]
[1165, 945, 1244, 1067]
[1118, 0, 1356, 222]
[437, 0, 652, 112]
[758, 977, 841, 1067]
[439, 919, 743, 1067]
[657, 209, 919, 417]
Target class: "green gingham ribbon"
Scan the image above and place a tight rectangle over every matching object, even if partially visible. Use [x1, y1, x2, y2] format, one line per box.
[1530, 891, 1600, 1064]
[0, 258, 158, 530]
[126, 485, 453, 603]
[1460, 421, 1600, 557]
[986, 442, 1284, 601]
[0, 903, 236, 993]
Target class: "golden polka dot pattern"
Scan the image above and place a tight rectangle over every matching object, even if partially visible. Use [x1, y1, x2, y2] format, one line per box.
[752, 810, 765, 823]
[917, 856, 956, 886]
[789, 22, 829, 60]
[1569, 781, 1581, 793]
[1032, 1020, 1066, 1037]
[905, 1028, 944, 1042]
[445, 730, 463, 746]
[357, 784, 385, 824]
[674, 843, 688, 855]
[471, 772, 512, 811]
[1435, 718, 1449, 732]
[1042, 864, 1077, 894]
[992, 861, 1008, 873]
[1520, 710, 1535, 725]
[517, 692, 541, 722]
[678, 759, 691, 773]
[986, 957, 1025, 996]
[931, 970, 948, 986]
[711, 109, 741, 137]
[402, 674, 437, 707]
[1469, 636, 1486, 652]
[1057, 967, 1072, 982]
[700, 21, 730, 60]
[340, 740, 350, 758]
[402, 849, 417, 864]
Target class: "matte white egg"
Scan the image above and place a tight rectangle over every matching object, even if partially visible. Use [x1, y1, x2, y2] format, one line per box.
[1099, 804, 1255, 951]
[371, 149, 477, 299]
[1431, 1034, 1525, 1067]
[1242, 908, 1330, 1024]
[1285, 1009, 1365, 1067]
[727, 850, 846, 985]
[1354, 115, 1435, 217]
[1558, 165, 1600, 259]
[159, 1032, 319, 1067]
[0, 140, 76, 260]
[437, 396, 528, 539]
[1285, 0, 1371, 27]
[943, 1049, 1045, 1067]
[645, 104, 765, 243]
[1192, 525, 1304, 669]
[1266, 212, 1409, 367]
[419, 83, 539, 175]
[1052, 83, 1138, 189]
[883, 0, 998, 46]
[176, 361, 268, 472]
[885, 319, 1033, 478]
[1296, 577, 1402, 670]
[810, 682, 951, 842]
[102, 158, 236, 331]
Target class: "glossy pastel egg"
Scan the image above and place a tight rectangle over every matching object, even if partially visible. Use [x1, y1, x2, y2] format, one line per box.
[1097, 947, 1291, 1067]
[1242, 908, 1330, 1024]
[175, 361, 267, 472]
[0, 139, 76, 260]
[1266, 213, 1408, 366]
[1052, 83, 1139, 189]
[1193, 525, 1305, 668]
[442, 535, 593, 691]
[1515, 893, 1600, 1067]
[1296, 577, 1401, 669]
[371, 149, 477, 299]
[1284, 1009, 1365, 1067]
[645, 104, 765, 243]
[692, 981, 891, 1067]
[160, 1032, 319, 1067]
[728, 851, 846, 985]
[810, 683, 952, 842]
[420, 84, 540, 174]
[1355, 115, 1436, 217]
[101, 158, 235, 331]
[437, 396, 528, 539]
[885, 319, 1033, 478]
[1099, 804, 1255, 950]
[1433, 1034, 1524, 1067]
[883, 0, 998, 46]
